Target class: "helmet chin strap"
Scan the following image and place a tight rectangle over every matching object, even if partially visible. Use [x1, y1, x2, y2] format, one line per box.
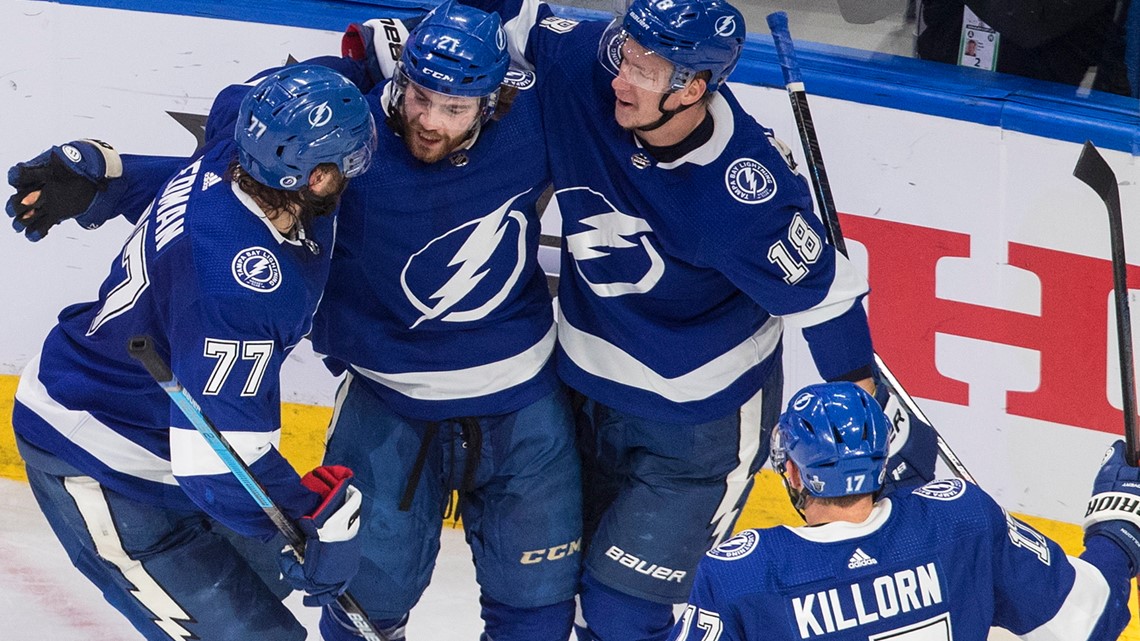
[635, 90, 699, 133]
[778, 470, 809, 522]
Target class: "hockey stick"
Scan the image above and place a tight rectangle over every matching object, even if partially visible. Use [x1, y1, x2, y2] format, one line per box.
[1073, 141, 1140, 466]
[766, 11, 978, 484]
[126, 335, 386, 641]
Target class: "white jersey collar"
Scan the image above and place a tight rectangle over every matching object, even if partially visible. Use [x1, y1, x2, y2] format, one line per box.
[231, 181, 304, 247]
[782, 499, 894, 543]
[649, 92, 735, 170]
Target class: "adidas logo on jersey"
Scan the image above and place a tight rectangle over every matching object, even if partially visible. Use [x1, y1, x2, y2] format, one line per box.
[201, 171, 222, 191]
[847, 548, 878, 569]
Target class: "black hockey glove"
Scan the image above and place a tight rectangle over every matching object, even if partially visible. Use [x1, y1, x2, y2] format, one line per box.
[6, 139, 123, 241]
[874, 367, 939, 495]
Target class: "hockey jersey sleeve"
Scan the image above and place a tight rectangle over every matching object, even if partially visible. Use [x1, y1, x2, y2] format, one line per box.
[461, 0, 558, 69]
[163, 281, 319, 538]
[712, 148, 874, 382]
[981, 490, 1131, 639]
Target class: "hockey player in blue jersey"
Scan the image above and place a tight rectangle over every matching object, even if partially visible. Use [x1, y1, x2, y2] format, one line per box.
[671, 381, 1135, 641]
[6, 65, 376, 641]
[6, 4, 582, 640]
[311, 6, 582, 640]
[456, 0, 938, 637]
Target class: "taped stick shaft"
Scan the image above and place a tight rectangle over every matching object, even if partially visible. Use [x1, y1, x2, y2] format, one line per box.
[127, 335, 386, 641]
[767, 11, 976, 483]
[1074, 141, 1139, 466]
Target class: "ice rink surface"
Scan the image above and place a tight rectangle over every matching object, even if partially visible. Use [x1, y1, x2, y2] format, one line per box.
[2, 476, 1029, 640]
[0, 478, 483, 639]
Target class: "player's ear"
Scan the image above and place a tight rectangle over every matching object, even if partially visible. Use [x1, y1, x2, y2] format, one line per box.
[306, 165, 342, 196]
[784, 460, 804, 491]
[678, 76, 707, 107]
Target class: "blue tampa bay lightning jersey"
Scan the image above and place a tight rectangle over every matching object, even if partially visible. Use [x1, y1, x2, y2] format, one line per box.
[308, 66, 556, 422]
[469, 0, 874, 423]
[103, 43, 556, 422]
[13, 81, 331, 537]
[670, 480, 1133, 641]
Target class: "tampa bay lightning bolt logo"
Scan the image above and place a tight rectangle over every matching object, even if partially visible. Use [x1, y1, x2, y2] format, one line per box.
[707, 529, 760, 561]
[232, 247, 282, 292]
[401, 192, 529, 328]
[308, 101, 333, 128]
[914, 479, 967, 501]
[725, 158, 777, 204]
[503, 68, 536, 90]
[715, 15, 737, 36]
[559, 186, 664, 297]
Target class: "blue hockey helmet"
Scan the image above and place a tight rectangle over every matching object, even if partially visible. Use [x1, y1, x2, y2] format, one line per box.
[235, 65, 376, 191]
[599, 0, 746, 92]
[395, 0, 510, 122]
[771, 382, 890, 499]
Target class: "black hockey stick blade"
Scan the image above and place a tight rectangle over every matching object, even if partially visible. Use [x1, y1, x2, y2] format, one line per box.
[1075, 142, 1123, 214]
[1073, 141, 1139, 466]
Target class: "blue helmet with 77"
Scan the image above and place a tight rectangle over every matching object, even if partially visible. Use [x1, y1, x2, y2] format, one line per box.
[599, 0, 746, 93]
[771, 382, 890, 515]
[235, 64, 377, 191]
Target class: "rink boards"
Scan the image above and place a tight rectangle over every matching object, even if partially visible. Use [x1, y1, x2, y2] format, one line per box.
[1, 0, 1139, 560]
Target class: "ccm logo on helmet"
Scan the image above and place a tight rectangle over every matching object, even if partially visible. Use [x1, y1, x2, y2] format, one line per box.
[423, 67, 456, 82]
[308, 101, 333, 128]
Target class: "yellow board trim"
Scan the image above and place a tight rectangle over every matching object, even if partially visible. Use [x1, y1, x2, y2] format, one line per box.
[2, 373, 1135, 635]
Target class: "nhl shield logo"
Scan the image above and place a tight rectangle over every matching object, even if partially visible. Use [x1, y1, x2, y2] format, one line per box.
[707, 529, 760, 561]
[725, 158, 777, 204]
[232, 247, 282, 292]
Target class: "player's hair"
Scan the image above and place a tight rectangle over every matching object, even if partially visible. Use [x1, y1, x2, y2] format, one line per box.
[491, 85, 519, 121]
[226, 159, 342, 230]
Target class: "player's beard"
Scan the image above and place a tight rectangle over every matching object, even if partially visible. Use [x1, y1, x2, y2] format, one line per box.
[403, 119, 472, 164]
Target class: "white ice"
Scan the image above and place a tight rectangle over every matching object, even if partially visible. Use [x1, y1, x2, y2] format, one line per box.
[0, 478, 482, 640]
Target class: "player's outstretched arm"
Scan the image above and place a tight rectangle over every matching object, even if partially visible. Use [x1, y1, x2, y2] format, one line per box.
[6, 139, 126, 241]
[992, 441, 1133, 639]
[6, 141, 194, 241]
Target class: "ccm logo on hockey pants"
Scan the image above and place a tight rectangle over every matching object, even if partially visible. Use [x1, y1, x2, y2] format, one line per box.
[520, 538, 583, 564]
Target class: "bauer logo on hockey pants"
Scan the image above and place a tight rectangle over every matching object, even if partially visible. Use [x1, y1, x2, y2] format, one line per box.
[604, 546, 686, 582]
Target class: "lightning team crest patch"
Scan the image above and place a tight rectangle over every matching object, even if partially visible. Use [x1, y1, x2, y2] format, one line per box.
[707, 529, 760, 561]
[232, 247, 281, 292]
[913, 479, 967, 501]
[725, 158, 777, 204]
